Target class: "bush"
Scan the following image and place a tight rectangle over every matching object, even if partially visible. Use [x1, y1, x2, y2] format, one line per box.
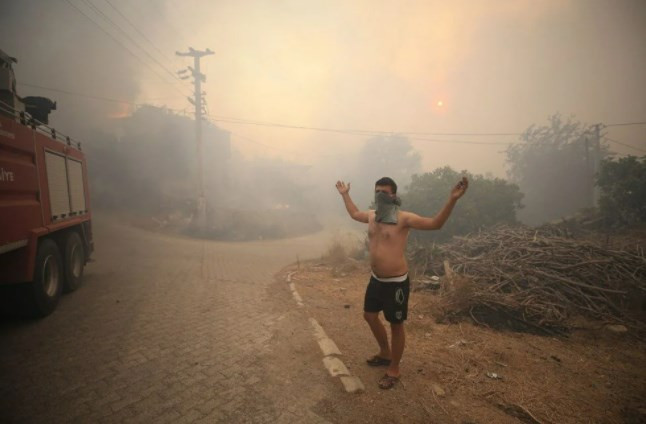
[404, 167, 524, 242]
[505, 114, 608, 225]
[322, 232, 366, 264]
[597, 155, 646, 226]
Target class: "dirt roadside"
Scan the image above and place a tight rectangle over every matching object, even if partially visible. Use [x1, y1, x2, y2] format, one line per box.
[277, 260, 646, 424]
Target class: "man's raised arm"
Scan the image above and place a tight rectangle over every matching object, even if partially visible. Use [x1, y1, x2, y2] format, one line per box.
[336, 181, 369, 223]
[403, 177, 469, 230]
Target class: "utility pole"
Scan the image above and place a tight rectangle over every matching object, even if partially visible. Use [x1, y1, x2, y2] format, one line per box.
[176, 47, 214, 230]
[584, 135, 593, 208]
[592, 123, 601, 207]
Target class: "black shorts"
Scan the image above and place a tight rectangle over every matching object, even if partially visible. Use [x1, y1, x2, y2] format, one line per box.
[363, 275, 410, 324]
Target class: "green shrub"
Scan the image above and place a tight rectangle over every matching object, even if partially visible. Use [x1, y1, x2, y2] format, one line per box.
[404, 167, 524, 242]
[597, 155, 646, 226]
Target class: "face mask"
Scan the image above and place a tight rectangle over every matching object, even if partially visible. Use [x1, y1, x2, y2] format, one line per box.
[375, 191, 401, 224]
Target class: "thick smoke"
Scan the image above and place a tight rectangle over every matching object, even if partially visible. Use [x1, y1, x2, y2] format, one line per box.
[0, 1, 142, 137]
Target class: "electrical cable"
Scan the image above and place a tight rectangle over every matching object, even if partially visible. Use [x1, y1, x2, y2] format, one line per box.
[603, 136, 646, 153]
[62, 0, 190, 99]
[409, 136, 514, 146]
[17, 82, 185, 112]
[207, 115, 522, 145]
[103, 0, 182, 67]
[207, 114, 522, 137]
[16, 77, 646, 152]
[80, 0, 184, 84]
[604, 121, 646, 127]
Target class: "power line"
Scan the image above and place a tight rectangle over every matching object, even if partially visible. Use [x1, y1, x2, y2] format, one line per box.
[15, 78, 646, 152]
[220, 124, 507, 159]
[207, 115, 381, 136]
[206, 115, 523, 145]
[402, 131, 519, 136]
[209, 115, 646, 149]
[205, 114, 646, 137]
[61, 0, 189, 99]
[17, 82, 186, 111]
[605, 121, 646, 127]
[207, 114, 525, 137]
[103, 0, 181, 67]
[409, 136, 513, 146]
[603, 136, 646, 153]
[212, 116, 646, 150]
[19, 82, 133, 104]
[79, 0, 183, 83]
[222, 126, 519, 148]
[62, 0, 175, 86]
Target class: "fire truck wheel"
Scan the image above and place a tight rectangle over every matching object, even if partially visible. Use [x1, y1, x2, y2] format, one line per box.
[63, 231, 85, 293]
[26, 238, 63, 317]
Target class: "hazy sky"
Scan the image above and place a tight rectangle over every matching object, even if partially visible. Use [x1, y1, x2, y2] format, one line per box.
[2, 0, 645, 177]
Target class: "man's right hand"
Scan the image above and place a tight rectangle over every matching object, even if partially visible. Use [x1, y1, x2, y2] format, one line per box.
[450, 177, 469, 200]
[336, 180, 351, 195]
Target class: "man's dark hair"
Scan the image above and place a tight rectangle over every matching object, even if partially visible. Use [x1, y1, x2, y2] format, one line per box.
[375, 177, 397, 194]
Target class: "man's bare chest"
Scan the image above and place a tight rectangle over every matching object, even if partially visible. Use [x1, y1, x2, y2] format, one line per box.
[368, 221, 407, 242]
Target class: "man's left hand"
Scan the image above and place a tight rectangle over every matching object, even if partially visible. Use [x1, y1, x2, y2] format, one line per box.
[450, 177, 469, 200]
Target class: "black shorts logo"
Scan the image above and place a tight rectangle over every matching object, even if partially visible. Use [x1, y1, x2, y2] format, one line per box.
[395, 288, 405, 305]
[395, 311, 403, 320]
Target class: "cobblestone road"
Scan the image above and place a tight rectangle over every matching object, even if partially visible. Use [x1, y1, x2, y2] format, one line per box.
[0, 218, 343, 423]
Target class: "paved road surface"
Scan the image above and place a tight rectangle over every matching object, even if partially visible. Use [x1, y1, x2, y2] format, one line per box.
[0, 217, 344, 423]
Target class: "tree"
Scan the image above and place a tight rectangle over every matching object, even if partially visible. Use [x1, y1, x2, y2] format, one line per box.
[351, 134, 421, 208]
[404, 167, 524, 242]
[84, 105, 321, 240]
[506, 114, 608, 225]
[84, 105, 229, 213]
[597, 155, 646, 226]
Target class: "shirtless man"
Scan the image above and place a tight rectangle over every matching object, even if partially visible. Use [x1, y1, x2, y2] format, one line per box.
[335, 176, 468, 389]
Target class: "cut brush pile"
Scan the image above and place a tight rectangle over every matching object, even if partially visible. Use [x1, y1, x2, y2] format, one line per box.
[410, 225, 646, 335]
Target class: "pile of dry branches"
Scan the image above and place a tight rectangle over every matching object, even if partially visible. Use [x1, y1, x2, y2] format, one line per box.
[412, 225, 646, 333]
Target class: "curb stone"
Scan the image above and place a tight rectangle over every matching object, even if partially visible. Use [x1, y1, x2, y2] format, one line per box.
[286, 271, 365, 393]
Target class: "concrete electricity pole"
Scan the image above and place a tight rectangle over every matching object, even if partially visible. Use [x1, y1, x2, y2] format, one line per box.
[584, 124, 602, 208]
[176, 47, 214, 229]
[592, 123, 601, 207]
[585, 135, 593, 208]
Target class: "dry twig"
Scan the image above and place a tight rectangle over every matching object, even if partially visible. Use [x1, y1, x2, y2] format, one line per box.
[410, 225, 646, 333]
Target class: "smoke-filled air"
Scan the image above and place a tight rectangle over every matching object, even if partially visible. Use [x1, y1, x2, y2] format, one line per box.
[1, 1, 645, 422]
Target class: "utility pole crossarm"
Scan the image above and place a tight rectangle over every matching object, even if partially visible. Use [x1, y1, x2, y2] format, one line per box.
[175, 48, 214, 58]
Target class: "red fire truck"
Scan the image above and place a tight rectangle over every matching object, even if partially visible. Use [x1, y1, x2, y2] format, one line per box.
[0, 49, 93, 317]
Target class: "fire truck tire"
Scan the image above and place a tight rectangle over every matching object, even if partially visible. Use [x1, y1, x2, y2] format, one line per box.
[26, 238, 63, 317]
[63, 231, 85, 293]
